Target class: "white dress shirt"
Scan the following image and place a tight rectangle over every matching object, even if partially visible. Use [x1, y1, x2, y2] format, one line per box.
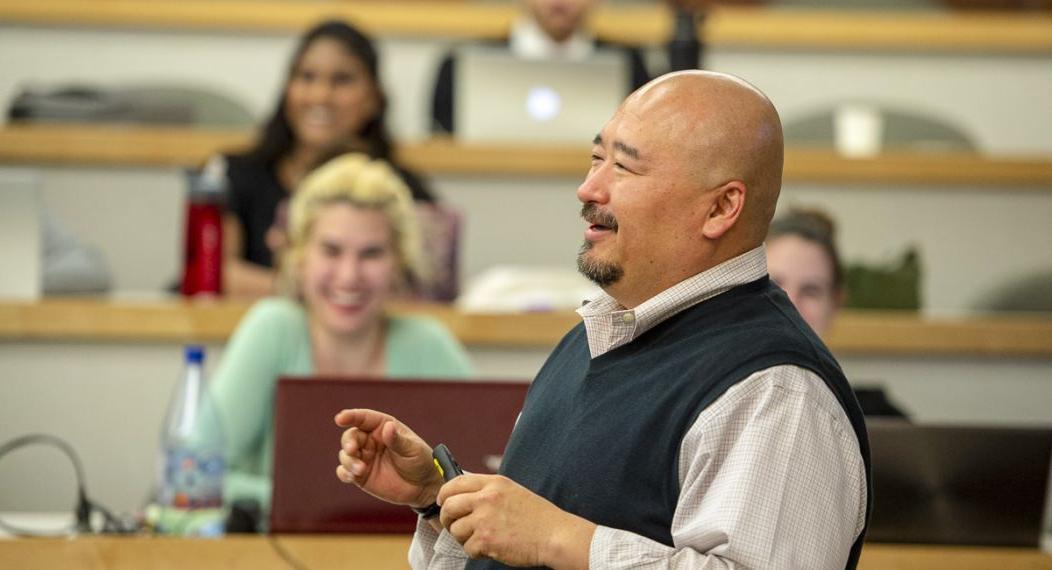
[508, 17, 596, 61]
[410, 246, 867, 569]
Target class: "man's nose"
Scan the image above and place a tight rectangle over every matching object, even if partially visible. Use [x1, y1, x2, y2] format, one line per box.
[576, 166, 610, 205]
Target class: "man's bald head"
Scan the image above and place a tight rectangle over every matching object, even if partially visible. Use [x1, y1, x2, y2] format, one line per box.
[624, 71, 783, 249]
[576, 70, 783, 306]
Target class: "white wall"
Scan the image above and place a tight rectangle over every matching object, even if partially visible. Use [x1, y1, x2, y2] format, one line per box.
[4, 24, 1051, 310]
[31, 168, 1052, 314]
[708, 49, 1052, 155]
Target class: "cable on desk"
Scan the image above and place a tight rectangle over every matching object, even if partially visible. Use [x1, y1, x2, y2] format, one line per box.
[0, 433, 127, 537]
[269, 535, 311, 570]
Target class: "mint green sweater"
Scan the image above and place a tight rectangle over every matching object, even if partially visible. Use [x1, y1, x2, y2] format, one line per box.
[206, 297, 473, 513]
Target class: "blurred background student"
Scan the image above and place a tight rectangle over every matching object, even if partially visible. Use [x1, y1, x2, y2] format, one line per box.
[766, 208, 845, 338]
[205, 154, 472, 520]
[766, 208, 907, 418]
[222, 20, 436, 297]
[430, 0, 650, 134]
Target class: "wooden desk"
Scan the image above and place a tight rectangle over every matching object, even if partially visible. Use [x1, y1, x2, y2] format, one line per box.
[1, 297, 1051, 358]
[2, 125, 1052, 187]
[0, 536, 1049, 569]
[2, 1, 1051, 53]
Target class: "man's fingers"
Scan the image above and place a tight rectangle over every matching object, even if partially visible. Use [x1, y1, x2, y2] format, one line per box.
[438, 491, 475, 529]
[338, 449, 367, 478]
[437, 473, 489, 506]
[334, 408, 392, 430]
[381, 420, 427, 458]
[446, 511, 477, 548]
[336, 464, 363, 485]
[345, 429, 366, 452]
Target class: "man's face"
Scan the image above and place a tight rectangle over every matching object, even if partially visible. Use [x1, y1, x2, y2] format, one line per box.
[526, 0, 597, 43]
[576, 102, 714, 308]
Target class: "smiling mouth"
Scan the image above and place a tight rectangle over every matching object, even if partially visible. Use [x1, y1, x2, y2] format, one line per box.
[581, 203, 618, 233]
[328, 291, 365, 308]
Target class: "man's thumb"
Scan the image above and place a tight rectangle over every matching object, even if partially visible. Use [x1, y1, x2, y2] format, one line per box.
[385, 422, 417, 456]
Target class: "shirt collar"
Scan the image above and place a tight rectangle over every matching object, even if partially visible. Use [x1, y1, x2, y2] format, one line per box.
[576, 245, 769, 358]
[509, 17, 596, 61]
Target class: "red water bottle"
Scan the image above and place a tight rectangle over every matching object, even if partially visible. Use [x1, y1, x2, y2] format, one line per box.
[180, 156, 226, 296]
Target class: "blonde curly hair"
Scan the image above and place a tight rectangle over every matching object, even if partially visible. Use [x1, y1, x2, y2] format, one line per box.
[281, 153, 422, 296]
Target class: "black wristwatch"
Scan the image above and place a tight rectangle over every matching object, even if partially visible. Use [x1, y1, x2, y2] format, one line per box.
[412, 502, 441, 520]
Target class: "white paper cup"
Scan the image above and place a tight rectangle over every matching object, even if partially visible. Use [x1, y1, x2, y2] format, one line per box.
[835, 103, 885, 158]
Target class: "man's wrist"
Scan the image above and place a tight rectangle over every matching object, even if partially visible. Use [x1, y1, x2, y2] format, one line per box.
[410, 475, 444, 511]
[412, 502, 441, 520]
[542, 514, 597, 570]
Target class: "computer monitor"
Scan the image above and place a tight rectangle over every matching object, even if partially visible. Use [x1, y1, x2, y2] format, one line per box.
[867, 420, 1052, 546]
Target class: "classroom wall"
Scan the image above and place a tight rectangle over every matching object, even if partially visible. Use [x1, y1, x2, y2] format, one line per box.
[5, 24, 1052, 311]
[2, 21, 1051, 518]
[31, 168, 1052, 315]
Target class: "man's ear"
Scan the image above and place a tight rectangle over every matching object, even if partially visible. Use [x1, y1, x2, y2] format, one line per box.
[701, 180, 746, 239]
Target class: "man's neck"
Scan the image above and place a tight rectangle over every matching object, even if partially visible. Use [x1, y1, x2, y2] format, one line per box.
[604, 243, 763, 310]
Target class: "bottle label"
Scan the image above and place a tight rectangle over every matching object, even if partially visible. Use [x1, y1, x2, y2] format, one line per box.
[161, 447, 224, 509]
[180, 203, 223, 296]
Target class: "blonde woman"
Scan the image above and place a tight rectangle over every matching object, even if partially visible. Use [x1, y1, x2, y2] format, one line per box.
[208, 153, 472, 514]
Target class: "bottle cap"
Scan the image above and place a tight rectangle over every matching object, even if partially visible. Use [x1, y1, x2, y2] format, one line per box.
[184, 345, 205, 364]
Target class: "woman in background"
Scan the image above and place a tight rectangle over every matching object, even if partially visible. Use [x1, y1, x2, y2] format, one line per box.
[765, 208, 844, 337]
[209, 153, 471, 517]
[223, 20, 434, 296]
[766, 208, 907, 418]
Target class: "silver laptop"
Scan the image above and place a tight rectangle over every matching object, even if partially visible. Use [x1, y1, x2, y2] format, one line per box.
[0, 168, 42, 299]
[454, 46, 628, 144]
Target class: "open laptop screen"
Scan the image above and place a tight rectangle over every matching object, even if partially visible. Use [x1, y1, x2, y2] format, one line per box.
[270, 377, 528, 534]
[867, 420, 1052, 546]
[454, 46, 628, 144]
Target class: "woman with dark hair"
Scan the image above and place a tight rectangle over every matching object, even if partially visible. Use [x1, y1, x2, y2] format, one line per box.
[222, 20, 434, 296]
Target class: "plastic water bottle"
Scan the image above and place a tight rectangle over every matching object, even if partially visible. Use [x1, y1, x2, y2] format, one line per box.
[180, 156, 225, 297]
[153, 345, 226, 536]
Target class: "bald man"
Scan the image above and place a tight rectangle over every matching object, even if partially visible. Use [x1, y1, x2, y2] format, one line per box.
[337, 71, 870, 569]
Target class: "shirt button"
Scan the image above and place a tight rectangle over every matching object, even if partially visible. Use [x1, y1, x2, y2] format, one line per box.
[621, 313, 635, 324]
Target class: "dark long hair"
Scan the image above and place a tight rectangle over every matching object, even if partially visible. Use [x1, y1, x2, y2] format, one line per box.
[246, 20, 393, 167]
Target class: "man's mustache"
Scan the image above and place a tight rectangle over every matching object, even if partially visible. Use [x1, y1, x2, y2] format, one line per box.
[581, 203, 618, 231]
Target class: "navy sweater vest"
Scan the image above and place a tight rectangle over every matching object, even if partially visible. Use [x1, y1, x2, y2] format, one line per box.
[467, 278, 871, 570]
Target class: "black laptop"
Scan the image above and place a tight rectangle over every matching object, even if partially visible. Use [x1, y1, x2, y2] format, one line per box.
[867, 420, 1052, 546]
